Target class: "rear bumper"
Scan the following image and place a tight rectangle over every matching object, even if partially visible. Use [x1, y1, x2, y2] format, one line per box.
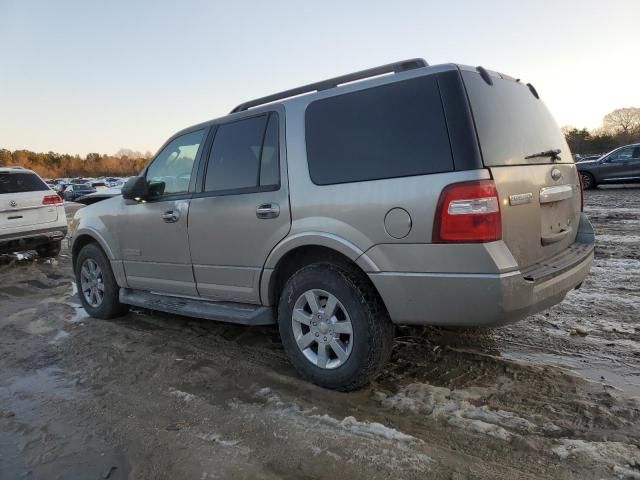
[368, 214, 595, 327]
[0, 226, 68, 254]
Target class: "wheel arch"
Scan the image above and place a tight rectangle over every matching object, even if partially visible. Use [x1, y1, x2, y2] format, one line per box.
[71, 229, 115, 272]
[579, 170, 597, 188]
[262, 236, 385, 313]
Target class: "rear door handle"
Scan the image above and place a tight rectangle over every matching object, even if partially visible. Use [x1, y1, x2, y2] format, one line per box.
[161, 210, 179, 223]
[256, 203, 280, 219]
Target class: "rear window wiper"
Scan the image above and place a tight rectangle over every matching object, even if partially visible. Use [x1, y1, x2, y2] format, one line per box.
[524, 148, 561, 161]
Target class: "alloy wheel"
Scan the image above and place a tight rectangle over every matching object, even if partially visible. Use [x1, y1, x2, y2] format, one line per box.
[291, 289, 354, 369]
[80, 258, 105, 307]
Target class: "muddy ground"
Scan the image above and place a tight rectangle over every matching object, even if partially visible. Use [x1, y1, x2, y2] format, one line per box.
[1, 188, 639, 479]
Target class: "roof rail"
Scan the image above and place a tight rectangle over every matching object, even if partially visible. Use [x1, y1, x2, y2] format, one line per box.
[230, 58, 428, 113]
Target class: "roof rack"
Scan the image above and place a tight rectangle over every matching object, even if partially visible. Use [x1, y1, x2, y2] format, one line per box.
[230, 58, 428, 113]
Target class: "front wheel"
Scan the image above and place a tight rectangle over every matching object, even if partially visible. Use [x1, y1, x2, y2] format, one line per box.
[277, 263, 394, 391]
[580, 172, 596, 190]
[75, 243, 128, 319]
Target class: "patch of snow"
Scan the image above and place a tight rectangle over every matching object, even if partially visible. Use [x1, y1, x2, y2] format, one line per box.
[197, 432, 240, 447]
[596, 234, 640, 244]
[312, 414, 416, 442]
[255, 387, 285, 407]
[51, 329, 70, 342]
[256, 388, 416, 442]
[168, 388, 196, 403]
[65, 302, 88, 323]
[381, 383, 545, 441]
[252, 388, 432, 473]
[551, 439, 640, 473]
[613, 466, 640, 480]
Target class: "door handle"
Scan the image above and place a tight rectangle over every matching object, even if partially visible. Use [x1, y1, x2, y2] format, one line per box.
[161, 210, 179, 223]
[256, 203, 280, 219]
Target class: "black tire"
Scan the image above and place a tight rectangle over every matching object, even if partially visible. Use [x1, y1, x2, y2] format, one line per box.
[277, 263, 394, 391]
[75, 243, 128, 319]
[581, 172, 596, 190]
[36, 240, 61, 258]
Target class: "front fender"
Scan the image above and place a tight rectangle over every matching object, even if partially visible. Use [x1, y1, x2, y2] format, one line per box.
[71, 226, 117, 260]
[69, 197, 128, 287]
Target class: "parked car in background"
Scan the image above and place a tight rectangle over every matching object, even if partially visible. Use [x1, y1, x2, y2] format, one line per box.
[0, 167, 67, 257]
[577, 143, 640, 189]
[74, 188, 122, 206]
[70, 59, 594, 391]
[53, 182, 68, 199]
[91, 181, 109, 192]
[108, 178, 127, 189]
[64, 183, 97, 201]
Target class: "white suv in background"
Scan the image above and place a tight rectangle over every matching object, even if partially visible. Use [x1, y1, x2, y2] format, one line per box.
[0, 167, 67, 257]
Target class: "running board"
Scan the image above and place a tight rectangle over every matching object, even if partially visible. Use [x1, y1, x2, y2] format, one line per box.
[119, 288, 275, 326]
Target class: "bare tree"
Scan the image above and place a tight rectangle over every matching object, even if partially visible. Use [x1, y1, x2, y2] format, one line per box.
[603, 107, 640, 134]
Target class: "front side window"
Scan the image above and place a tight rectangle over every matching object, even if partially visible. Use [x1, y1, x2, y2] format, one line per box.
[204, 112, 280, 192]
[146, 129, 205, 196]
[608, 147, 633, 162]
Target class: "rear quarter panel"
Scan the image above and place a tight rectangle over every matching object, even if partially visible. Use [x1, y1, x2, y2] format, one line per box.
[272, 77, 491, 269]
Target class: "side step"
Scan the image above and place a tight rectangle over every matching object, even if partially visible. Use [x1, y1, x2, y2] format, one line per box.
[119, 288, 275, 326]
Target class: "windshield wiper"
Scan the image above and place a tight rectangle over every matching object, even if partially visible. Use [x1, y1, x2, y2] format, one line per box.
[524, 148, 562, 161]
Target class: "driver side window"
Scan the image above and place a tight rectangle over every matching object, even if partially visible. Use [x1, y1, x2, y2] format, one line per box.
[146, 129, 205, 196]
[608, 147, 633, 162]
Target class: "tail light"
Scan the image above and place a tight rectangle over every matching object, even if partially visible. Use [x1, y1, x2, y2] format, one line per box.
[43, 194, 63, 205]
[433, 180, 502, 243]
[577, 173, 584, 211]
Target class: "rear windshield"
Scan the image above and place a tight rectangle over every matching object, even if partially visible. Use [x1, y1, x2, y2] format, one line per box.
[462, 71, 571, 166]
[0, 172, 49, 194]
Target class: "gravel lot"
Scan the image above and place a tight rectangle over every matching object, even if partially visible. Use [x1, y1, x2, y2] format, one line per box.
[1, 188, 638, 479]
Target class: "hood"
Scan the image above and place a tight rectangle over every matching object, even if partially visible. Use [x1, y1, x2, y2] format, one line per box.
[577, 160, 600, 167]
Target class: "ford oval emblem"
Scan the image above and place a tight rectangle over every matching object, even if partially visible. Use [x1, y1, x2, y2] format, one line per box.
[551, 168, 562, 181]
[9, 200, 17, 207]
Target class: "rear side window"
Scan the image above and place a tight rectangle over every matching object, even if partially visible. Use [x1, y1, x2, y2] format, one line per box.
[204, 112, 280, 192]
[0, 172, 49, 194]
[305, 76, 453, 185]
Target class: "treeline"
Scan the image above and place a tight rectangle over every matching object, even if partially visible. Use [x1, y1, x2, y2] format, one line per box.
[0, 148, 151, 178]
[563, 107, 640, 155]
[562, 127, 639, 155]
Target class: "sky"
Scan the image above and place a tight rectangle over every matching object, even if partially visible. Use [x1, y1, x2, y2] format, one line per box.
[1, 0, 639, 156]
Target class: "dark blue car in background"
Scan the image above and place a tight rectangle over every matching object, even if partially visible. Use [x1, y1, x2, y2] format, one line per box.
[577, 143, 640, 189]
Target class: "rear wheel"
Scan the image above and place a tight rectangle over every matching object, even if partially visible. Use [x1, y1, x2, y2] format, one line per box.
[580, 172, 596, 190]
[36, 240, 61, 258]
[277, 263, 394, 391]
[75, 243, 128, 319]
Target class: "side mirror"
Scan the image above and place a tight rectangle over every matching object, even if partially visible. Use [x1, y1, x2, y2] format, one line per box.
[121, 176, 149, 201]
